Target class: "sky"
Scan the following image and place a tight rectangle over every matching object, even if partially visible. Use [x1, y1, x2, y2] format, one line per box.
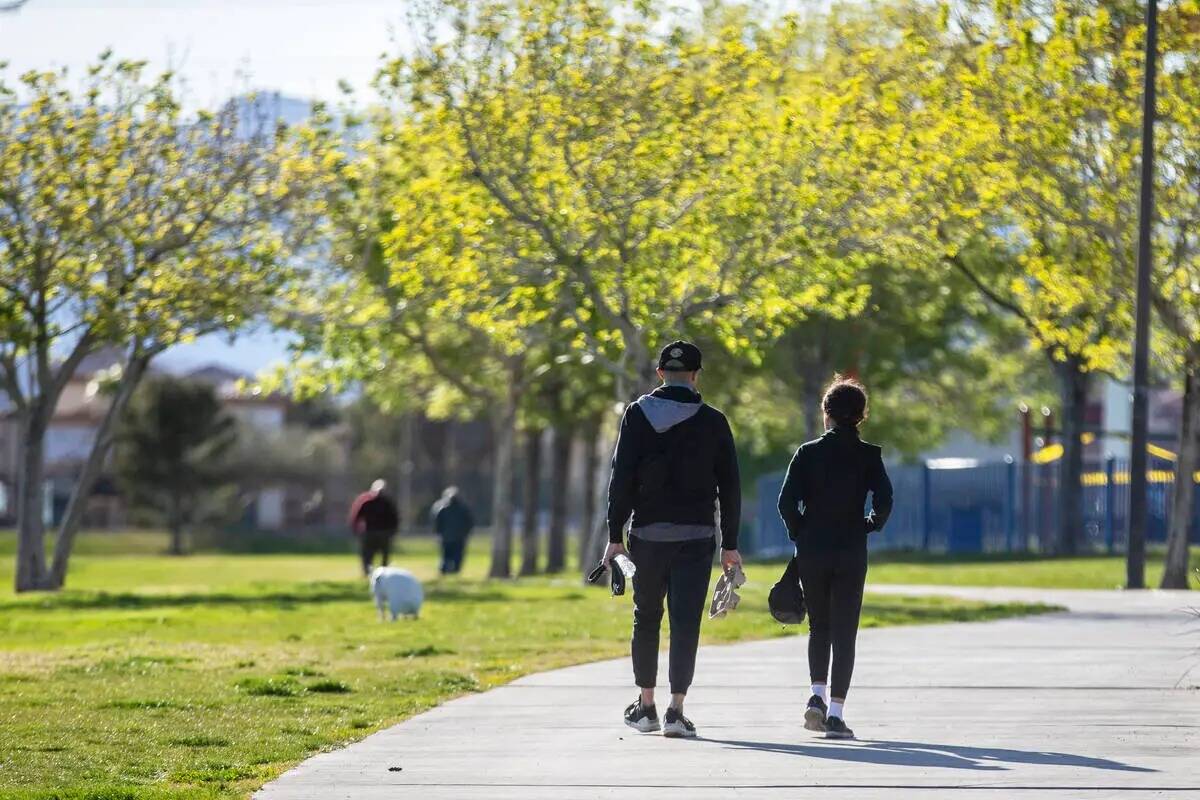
[0, 0, 413, 372]
[0, 1, 407, 104]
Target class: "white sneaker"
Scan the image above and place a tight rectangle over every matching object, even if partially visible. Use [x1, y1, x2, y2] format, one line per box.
[662, 708, 697, 738]
[623, 699, 660, 732]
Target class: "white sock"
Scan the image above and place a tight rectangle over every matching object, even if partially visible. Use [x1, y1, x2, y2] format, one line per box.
[829, 700, 845, 720]
[811, 684, 827, 702]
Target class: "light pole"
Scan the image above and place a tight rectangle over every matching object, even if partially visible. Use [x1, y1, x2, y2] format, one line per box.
[1127, 0, 1160, 590]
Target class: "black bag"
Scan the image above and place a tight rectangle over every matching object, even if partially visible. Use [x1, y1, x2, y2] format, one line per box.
[768, 556, 806, 625]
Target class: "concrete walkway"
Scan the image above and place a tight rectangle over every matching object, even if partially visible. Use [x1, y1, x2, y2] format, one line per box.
[257, 585, 1200, 799]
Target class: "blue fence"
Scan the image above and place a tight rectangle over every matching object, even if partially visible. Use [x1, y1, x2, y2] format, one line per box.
[748, 457, 1198, 558]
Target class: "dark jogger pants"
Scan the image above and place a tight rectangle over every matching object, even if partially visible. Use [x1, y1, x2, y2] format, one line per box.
[440, 538, 466, 574]
[629, 535, 715, 696]
[360, 530, 393, 575]
[797, 547, 868, 699]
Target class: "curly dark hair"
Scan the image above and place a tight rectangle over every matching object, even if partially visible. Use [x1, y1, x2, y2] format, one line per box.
[822, 375, 868, 428]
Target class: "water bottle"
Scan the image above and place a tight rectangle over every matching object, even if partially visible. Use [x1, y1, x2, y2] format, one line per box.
[612, 553, 636, 579]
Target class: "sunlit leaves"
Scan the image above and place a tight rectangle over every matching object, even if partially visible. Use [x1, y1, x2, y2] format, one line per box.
[0, 58, 338, 368]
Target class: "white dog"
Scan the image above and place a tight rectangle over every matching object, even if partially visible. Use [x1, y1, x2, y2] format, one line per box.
[369, 566, 424, 621]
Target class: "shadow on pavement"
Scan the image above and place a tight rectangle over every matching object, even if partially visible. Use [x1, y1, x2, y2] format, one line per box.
[707, 738, 1156, 773]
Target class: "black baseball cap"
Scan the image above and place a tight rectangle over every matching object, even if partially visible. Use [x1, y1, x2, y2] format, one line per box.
[658, 340, 702, 372]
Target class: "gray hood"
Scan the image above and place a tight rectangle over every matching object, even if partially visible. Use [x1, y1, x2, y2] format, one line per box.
[637, 393, 703, 433]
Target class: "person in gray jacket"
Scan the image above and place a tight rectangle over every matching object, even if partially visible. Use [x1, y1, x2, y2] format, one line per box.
[604, 340, 742, 739]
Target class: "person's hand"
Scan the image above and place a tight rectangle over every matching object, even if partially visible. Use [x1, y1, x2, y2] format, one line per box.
[721, 548, 742, 572]
[603, 541, 628, 565]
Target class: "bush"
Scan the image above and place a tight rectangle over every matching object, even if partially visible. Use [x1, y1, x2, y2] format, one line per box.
[235, 677, 303, 697]
[307, 679, 352, 694]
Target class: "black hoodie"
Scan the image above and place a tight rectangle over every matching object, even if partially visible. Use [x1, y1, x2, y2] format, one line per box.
[605, 385, 741, 549]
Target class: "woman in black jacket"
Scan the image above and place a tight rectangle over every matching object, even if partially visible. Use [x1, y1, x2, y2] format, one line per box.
[777, 376, 893, 740]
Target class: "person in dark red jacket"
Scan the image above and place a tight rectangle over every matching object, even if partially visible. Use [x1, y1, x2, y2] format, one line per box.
[349, 479, 400, 575]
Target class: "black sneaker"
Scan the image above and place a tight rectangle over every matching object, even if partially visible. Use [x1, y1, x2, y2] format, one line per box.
[624, 698, 660, 733]
[824, 715, 855, 740]
[804, 695, 828, 732]
[662, 707, 697, 739]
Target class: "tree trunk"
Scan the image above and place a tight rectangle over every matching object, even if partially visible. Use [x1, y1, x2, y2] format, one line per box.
[1055, 359, 1090, 555]
[581, 414, 619, 579]
[14, 408, 50, 592]
[431, 422, 448, 509]
[168, 490, 186, 556]
[397, 413, 417, 536]
[519, 427, 543, 576]
[488, 387, 519, 579]
[618, 337, 652, 403]
[47, 355, 150, 587]
[802, 368, 826, 440]
[797, 338, 830, 440]
[546, 424, 571, 573]
[445, 423, 459, 488]
[577, 414, 602, 575]
[1162, 365, 1199, 589]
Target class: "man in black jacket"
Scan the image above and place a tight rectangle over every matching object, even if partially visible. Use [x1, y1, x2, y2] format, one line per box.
[432, 486, 474, 574]
[777, 376, 893, 740]
[604, 340, 741, 739]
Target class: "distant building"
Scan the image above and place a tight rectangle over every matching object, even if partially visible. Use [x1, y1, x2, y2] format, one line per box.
[911, 377, 1181, 467]
[184, 363, 291, 530]
[0, 347, 127, 526]
[0, 353, 301, 530]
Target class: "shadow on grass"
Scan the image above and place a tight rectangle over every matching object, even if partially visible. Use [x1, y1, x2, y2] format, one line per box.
[1, 582, 514, 612]
[708, 738, 1156, 773]
[746, 550, 1148, 568]
[859, 601, 1061, 622]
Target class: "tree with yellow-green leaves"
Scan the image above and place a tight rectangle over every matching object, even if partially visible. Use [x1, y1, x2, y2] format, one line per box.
[392, 0, 868, 397]
[282, 105, 552, 579]
[290, 0, 882, 578]
[0, 55, 338, 591]
[722, 1, 1052, 461]
[930, 0, 1200, 570]
[1147, 0, 1200, 588]
[888, 0, 1147, 555]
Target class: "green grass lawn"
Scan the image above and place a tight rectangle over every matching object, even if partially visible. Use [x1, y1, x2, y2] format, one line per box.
[0, 531, 1057, 799]
[867, 547, 1200, 589]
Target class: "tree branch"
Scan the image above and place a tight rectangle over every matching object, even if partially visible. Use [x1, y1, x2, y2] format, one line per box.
[943, 251, 1040, 336]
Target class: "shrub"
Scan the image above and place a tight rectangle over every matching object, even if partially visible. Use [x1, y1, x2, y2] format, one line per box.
[307, 679, 352, 694]
[235, 677, 303, 697]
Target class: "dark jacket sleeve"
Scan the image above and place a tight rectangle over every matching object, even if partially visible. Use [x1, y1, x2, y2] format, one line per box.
[714, 412, 741, 550]
[777, 447, 805, 540]
[382, 496, 400, 533]
[865, 447, 894, 532]
[605, 405, 641, 543]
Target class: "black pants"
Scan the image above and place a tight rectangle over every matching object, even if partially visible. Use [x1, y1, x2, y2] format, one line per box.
[629, 535, 715, 696]
[440, 538, 466, 574]
[797, 547, 868, 699]
[360, 530, 393, 575]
